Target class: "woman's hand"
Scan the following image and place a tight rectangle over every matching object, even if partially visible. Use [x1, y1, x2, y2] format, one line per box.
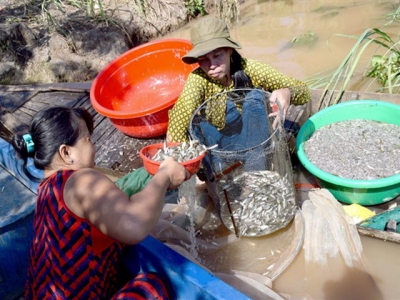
[158, 156, 189, 190]
[268, 88, 291, 129]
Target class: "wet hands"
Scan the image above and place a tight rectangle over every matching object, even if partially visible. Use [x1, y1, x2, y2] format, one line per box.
[158, 156, 190, 190]
[268, 88, 291, 129]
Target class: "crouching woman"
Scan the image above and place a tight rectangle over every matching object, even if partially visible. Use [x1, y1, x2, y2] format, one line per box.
[12, 106, 188, 299]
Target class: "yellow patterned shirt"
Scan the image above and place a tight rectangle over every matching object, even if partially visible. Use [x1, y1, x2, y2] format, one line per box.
[167, 58, 311, 142]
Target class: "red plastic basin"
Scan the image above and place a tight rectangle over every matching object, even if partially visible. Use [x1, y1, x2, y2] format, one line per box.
[140, 142, 206, 176]
[90, 38, 197, 138]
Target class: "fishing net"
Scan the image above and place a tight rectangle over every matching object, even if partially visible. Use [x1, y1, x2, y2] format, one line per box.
[152, 177, 304, 299]
[188, 88, 297, 237]
[115, 145, 304, 298]
[154, 184, 380, 299]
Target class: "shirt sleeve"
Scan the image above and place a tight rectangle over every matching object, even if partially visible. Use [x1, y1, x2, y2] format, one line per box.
[167, 71, 206, 142]
[245, 59, 311, 105]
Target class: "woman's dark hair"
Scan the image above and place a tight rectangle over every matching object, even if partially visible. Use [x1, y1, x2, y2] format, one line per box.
[230, 49, 253, 89]
[11, 106, 93, 180]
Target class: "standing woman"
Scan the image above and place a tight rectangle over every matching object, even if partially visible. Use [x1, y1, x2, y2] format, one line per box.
[12, 106, 188, 299]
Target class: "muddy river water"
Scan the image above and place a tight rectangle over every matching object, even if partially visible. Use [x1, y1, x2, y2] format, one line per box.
[164, 1, 400, 299]
[167, 0, 400, 92]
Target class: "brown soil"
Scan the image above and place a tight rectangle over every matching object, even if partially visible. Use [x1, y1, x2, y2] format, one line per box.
[0, 0, 209, 85]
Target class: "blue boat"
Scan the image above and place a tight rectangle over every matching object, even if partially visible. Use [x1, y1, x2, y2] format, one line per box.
[0, 164, 34, 300]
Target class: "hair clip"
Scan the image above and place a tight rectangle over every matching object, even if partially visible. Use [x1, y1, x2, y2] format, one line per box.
[22, 134, 35, 153]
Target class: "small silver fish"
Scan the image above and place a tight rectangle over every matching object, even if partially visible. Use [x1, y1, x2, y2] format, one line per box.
[150, 139, 208, 162]
[217, 170, 297, 237]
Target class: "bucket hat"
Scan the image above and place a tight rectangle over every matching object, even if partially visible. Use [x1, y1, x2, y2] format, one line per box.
[182, 18, 242, 64]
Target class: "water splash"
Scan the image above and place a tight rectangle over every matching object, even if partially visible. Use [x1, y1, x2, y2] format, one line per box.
[178, 175, 199, 260]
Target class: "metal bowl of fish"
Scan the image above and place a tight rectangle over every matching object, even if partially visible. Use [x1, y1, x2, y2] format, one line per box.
[140, 140, 207, 176]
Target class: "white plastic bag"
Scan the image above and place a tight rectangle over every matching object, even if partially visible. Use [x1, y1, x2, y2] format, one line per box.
[302, 188, 364, 267]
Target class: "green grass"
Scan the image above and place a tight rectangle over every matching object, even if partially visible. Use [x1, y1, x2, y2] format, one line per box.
[306, 6, 400, 109]
[28, 0, 208, 47]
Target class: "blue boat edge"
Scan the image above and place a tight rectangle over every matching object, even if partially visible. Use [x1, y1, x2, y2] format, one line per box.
[128, 235, 252, 299]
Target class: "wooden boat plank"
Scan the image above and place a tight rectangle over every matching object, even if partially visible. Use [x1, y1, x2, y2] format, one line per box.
[75, 96, 104, 127]
[0, 111, 29, 142]
[95, 129, 127, 169]
[79, 96, 107, 127]
[310, 89, 400, 114]
[91, 117, 116, 144]
[94, 124, 122, 161]
[0, 82, 92, 93]
[96, 134, 157, 174]
[70, 94, 91, 109]
[0, 90, 39, 112]
[21, 99, 58, 114]
[75, 95, 93, 110]
[1, 90, 89, 132]
[10, 107, 36, 127]
[28, 90, 87, 106]
[73, 98, 105, 130]
[356, 226, 400, 244]
[356, 206, 400, 243]
[114, 136, 164, 173]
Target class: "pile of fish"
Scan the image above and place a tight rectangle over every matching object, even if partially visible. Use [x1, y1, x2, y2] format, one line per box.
[150, 140, 214, 162]
[304, 119, 400, 180]
[217, 170, 297, 237]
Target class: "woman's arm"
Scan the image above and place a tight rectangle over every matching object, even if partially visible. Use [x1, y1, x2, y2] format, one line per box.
[245, 58, 311, 128]
[63, 157, 188, 245]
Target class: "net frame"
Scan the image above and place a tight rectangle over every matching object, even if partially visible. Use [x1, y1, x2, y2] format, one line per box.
[188, 88, 285, 177]
[188, 88, 296, 237]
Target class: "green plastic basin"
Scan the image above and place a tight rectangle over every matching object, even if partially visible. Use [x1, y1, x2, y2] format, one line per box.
[296, 100, 400, 206]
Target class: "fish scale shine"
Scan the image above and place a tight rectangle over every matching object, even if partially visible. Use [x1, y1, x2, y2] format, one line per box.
[218, 170, 296, 236]
[150, 139, 207, 162]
